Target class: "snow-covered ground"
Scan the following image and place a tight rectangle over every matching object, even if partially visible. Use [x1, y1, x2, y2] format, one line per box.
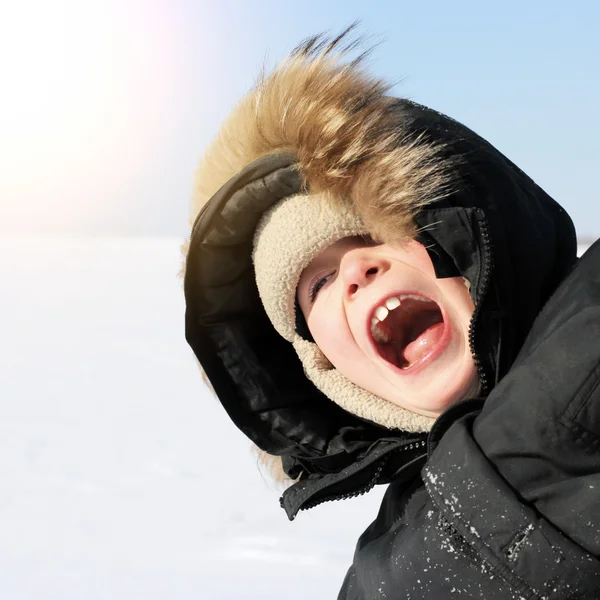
[0, 237, 387, 600]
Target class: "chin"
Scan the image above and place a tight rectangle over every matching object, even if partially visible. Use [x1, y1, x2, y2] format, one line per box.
[403, 369, 481, 418]
[438, 371, 481, 408]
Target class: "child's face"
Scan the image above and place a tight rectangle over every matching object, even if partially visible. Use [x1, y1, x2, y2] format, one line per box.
[297, 237, 480, 417]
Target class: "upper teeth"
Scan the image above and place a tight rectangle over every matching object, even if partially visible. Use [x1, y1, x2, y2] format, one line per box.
[374, 305, 390, 322]
[371, 294, 432, 342]
[385, 296, 401, 311]
[372, 294, 430, 323]
[372, 296, 402, 324]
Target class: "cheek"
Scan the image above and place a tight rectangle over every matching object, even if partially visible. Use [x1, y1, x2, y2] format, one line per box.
[307, 305, 352, 363]
[449, 277, 474, 307]
[308, 312, 338, 353]
[439, 277, 475, 325]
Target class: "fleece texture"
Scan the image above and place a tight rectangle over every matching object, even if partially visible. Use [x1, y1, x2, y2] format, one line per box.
[252, 193, 365, 342]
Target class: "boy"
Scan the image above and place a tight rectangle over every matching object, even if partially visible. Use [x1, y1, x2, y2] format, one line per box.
[183, 31, 600, 597]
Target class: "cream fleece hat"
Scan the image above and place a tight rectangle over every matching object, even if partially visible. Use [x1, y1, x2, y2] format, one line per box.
[252, 193, 436, 433]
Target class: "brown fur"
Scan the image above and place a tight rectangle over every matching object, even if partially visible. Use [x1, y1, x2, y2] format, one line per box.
[182, 28, 461, 482]
[182, 28, 458, 271]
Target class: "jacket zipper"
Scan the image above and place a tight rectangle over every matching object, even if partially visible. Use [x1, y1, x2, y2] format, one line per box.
[426, 215, 494, 457]
[467, 214, 494, 395]
[291, 440, 427, 514]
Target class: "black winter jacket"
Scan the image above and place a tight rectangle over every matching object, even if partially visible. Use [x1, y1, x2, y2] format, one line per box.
[184, 94, 600, 597]
[338, 240, 600, 599]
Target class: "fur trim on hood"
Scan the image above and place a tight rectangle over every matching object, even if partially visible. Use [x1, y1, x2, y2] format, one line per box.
[182, 29, 459, 270]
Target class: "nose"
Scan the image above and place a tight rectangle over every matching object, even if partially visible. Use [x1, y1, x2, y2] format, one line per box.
[340, 247, 387, 299]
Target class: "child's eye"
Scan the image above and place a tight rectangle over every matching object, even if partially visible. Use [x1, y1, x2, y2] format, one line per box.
[309, 273, 334, 303]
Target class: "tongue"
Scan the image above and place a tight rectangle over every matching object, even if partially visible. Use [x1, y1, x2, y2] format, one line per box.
[401, 322, 444, 366]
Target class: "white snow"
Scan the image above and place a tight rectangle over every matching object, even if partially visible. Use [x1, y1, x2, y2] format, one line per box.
[0, 237, 591, 598]
[0, 237, 386, 600]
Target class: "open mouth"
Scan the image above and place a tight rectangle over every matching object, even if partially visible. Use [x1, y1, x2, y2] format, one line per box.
[369, 294, 446, 370]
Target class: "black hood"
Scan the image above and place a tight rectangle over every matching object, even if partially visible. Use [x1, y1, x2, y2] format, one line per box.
[184, 100, 576, 505]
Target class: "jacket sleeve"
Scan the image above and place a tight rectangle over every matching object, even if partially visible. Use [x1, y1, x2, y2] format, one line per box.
[472, 239, 600, 556]
[341, 425, 600, 599]
[423, 410, 600, 599]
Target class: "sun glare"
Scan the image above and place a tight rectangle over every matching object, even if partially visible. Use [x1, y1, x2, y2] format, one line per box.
[0, 0, 184, 233]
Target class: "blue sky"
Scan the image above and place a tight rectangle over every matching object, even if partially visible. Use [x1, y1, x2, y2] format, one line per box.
[1, 0, 599, 238]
